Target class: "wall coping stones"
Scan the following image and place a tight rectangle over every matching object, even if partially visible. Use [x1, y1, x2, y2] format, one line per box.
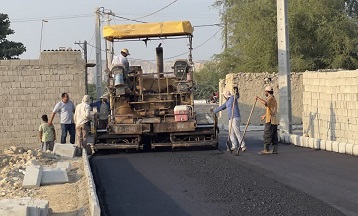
[53, 143, 76, 158]
[41, 168, 69, 185]
[22, 165, 43, 188]
[0, 197, 49, 216]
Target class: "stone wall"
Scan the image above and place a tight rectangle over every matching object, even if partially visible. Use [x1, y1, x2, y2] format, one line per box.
[303, 70, 358, 144]
[218, 72, 303, 126]
[0, 51, 85, 149]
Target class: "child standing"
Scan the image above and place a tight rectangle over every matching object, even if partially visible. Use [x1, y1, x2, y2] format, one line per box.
[39, 114, 56, 151]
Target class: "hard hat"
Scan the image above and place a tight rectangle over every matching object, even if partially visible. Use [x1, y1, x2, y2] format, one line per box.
[100, 93, 109, 99]
[121, 48, 130, 55]
[265, 85, 273, 92]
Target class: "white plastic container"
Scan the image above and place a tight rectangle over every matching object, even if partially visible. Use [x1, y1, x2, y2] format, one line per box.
[174, 105, 189, 122]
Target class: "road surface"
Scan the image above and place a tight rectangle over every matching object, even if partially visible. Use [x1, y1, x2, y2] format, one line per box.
[90, 130, 357, 216]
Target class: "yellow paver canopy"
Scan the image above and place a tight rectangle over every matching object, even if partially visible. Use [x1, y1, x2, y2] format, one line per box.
[103, 21, 193, 41]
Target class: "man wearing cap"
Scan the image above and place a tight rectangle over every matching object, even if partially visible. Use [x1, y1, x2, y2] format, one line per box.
[74, 95, 92, 156]
[211, 89, 247, 152]
[256, 86, 279, 154]
[90, 94, 110, 129]
[112, 48, 130, 73]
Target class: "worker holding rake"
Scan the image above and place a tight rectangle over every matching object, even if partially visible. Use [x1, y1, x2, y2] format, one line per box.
[256, 85, 279, 155]
[212, 89, 247, 152]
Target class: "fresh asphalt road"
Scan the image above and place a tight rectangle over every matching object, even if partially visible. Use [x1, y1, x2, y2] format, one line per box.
[90, 130, 358, 216]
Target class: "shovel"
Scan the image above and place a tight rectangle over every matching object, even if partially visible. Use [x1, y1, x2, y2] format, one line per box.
[236, 98, 257, 155]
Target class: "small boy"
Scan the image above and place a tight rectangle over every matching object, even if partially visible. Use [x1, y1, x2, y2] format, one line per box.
[39, 114, 56, 151]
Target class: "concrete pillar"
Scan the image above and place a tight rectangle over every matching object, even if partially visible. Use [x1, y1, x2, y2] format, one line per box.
[95, 8, 103, 99]
[277, 0, 293, 133]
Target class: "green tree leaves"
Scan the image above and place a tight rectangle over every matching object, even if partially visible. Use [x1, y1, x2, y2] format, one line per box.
[194, 0, 358, 99]
[289, 0, 358, 70]
[345, 0, 358, 17]
[212, 0, 358, 72]
[194, 61, 221, 100]
[0, 13, 26, 59]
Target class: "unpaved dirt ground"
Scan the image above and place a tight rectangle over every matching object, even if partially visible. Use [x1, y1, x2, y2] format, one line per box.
[0, 146, 90, 216]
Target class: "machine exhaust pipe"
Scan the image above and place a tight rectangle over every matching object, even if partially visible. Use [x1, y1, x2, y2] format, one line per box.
[156, 44, 164, 78]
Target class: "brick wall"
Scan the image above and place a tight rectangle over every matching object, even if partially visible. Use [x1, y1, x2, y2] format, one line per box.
[218, 72, 303, 126]
[303, 70, 358, 144]
[0, 51, 85, 149]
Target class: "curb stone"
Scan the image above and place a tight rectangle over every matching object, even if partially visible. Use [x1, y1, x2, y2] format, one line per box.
[82, 149, 100, 216]
[280, 132, 357, 157]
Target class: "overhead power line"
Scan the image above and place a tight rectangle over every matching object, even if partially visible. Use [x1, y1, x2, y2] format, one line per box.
[11, 14, 93, 23]
[87, 27, 222, 61]
[194, 28, 223, 49]
[87, 43, 107, 53]
[88, 31, 96, 59]
[164, 27, 223, 60]
[134, 0, 179, 20]
[111, 14, 146, 23]
[108, 10, 222, 29]
[110, 16, 223, 30]
[193, 23, 223, 28]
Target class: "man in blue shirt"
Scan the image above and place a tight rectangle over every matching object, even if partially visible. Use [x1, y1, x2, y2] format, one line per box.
[90, 94, 110, 129]
[213, 90, 246, 152]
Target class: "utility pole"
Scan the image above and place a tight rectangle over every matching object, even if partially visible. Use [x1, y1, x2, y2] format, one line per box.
[223, 1, 228, 50]
[277, 0, 292, 134]
[84, 40, 88, 94]
[95, 7, 103, 100]
[104, 10, 114, 70]
[75, 41, 90, 95]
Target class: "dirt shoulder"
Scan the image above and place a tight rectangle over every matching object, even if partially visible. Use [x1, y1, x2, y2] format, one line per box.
[0, 147, 90, 215]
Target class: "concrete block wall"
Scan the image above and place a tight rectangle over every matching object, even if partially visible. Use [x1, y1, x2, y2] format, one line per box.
[218, 72, 303, 126]
[0, 50, 85, 149]
[303, 70, 358, 144]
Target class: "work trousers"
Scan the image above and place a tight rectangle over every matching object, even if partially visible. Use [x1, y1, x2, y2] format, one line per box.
[229, 117, 246, 149]
[76, 123, 89, 156]
[41, 141, 54, 152]
[98, 119, 108, 129]
[60, 123, 75, 144]
[263, 123, 278, 152]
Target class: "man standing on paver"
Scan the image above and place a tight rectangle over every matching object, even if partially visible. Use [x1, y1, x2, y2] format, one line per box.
[112, 48, 130, 73]
[74, 95, 91, 156]
[256, 86, 279, 154]
[90, 93, 110, 129]
[49, 93, 76, 144]
[212, 89, 246, 152]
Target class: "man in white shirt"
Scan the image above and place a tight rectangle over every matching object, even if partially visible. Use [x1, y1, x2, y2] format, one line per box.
[74, 95, 91, 156]
[49, 93, 76, 144]
[112, 48, 130, 73]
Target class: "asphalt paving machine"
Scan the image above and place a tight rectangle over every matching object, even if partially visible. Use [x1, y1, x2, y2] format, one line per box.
[93, 21, 218, 150]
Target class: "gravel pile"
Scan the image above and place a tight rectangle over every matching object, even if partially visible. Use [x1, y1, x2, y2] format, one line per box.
[0, 146, 59, 198]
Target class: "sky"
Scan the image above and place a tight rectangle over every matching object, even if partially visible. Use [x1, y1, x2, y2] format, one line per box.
[1, 0, 223, 62]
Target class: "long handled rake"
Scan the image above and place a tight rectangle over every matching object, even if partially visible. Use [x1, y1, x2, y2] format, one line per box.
[236, 98, 257, 155]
